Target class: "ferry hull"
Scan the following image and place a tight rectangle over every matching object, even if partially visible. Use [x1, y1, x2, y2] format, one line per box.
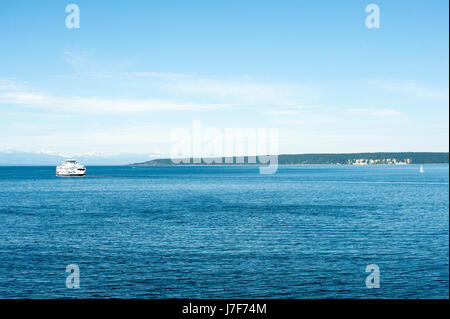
[56, 173, 86, 177]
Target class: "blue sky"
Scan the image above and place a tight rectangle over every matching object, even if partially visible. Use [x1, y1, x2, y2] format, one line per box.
[0, 0, 448, 156]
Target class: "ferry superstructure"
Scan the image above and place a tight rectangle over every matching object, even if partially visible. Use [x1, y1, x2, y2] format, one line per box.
[56, 159, 86, 176]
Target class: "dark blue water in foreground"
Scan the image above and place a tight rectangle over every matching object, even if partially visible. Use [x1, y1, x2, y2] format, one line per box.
[0, 165, 448, 298]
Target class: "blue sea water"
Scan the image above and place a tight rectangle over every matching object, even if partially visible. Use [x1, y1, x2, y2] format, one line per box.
[0, 165, 448, 299]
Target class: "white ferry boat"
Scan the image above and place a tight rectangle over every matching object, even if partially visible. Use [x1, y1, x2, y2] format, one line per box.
[56, 159, 86, 177]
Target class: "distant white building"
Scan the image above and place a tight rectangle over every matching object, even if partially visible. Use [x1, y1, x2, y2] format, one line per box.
[349, 158, 411, 165]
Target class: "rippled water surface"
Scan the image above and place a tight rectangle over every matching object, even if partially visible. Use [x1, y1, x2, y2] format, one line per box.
[0, 165, 448, 298]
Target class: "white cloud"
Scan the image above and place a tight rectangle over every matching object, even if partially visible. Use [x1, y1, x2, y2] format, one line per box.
[72, 71, 318, 108]
[346, 108, 402, 116]
[64, 97, 223, 112]
[370, 80, 449, 102]
[264, 109, 312, 115]
[0, 125, 179, 155]
[0, 79, 225, 113]
[0, 72, 320, 113]
[0, 92, 47, 104]
[0, 78, 29, 91]
[162, 77, 317, 107]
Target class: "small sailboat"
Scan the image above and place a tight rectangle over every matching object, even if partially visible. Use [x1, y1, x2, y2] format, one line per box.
[419, 165, 424, 173]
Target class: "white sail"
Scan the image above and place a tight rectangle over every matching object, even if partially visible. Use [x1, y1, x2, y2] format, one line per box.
[420, 165, 424, 173]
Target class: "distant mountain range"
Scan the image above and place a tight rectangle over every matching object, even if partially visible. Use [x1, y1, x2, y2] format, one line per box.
[0, 150, 162, 166]
[1, 150, 448, 166]
[130, 152, 449, 166]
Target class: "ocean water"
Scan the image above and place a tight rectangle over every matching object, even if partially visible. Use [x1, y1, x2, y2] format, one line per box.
[0, 165, 448, 299]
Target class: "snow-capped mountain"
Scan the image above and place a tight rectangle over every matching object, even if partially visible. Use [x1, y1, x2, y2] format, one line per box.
[0, 149, 165, 165]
